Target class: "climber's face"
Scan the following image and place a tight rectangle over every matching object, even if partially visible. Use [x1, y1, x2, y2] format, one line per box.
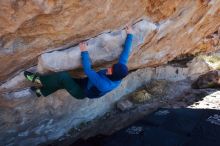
[106, 67, 113, 75]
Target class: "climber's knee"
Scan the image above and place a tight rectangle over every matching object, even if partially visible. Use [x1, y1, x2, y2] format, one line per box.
[58, 71, 71, 80]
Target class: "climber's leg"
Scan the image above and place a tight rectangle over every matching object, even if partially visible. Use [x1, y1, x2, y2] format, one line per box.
[73, 77, 88, 90]
[39, 71, 85, 99]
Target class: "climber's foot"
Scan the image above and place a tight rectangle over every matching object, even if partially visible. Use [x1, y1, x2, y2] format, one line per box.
[30, 87, 42, 97]
[24, 71, 41, 84]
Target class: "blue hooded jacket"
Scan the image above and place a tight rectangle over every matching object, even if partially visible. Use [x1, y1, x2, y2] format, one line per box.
[81, 34, 133, 98]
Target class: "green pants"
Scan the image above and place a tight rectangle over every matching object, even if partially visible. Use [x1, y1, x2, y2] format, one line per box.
[39, 71, 86, 99]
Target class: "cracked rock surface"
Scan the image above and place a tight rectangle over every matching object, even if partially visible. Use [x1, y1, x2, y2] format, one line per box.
[0, 0, 220, 146]
[1, 0, 220, 82]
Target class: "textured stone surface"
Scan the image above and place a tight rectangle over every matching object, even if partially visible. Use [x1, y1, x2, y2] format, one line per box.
[1, 0, 220, 82]
[0, 61, 210, 146]
[187, 56, 210, 80]
[192, 70, 220, 89]
[116, 99, 133, 111]
[51, 79, 220, 145]
[1, 0, 220, 145]
[0, 0, 147, 82]
[130, 0, 220, 69]
[37, 19, 157, 73]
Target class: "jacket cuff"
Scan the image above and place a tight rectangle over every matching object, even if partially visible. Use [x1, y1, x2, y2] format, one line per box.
[81, 51, 89, 56]
[127, 33, 133, 39]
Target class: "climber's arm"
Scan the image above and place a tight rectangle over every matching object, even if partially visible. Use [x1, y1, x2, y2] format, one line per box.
[118, 25, 134, 65]
[80, 43, 109, 91]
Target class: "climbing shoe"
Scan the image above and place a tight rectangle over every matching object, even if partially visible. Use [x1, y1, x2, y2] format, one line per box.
[30, 87, 42, 97]
[24, 71, 41, 84]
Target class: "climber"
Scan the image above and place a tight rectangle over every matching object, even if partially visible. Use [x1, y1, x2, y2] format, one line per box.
[24, 25, 134, 99]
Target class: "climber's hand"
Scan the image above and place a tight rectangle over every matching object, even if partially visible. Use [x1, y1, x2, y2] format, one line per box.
[126, 25, 133, 35]
[79, 42, 87, 52]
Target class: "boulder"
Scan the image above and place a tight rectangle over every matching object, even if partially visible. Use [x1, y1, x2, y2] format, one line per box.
[117, 99, 134, 111]
[1, 0, 220, 82]
[192, 70, 220, 89]
[1, 0, 220, 145]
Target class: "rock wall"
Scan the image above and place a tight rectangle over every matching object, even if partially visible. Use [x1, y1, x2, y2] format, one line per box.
[0, 56, 212, 146]
[1, 0, 220, 82]
[0, 0, 147, 82]
[37, 19, 157, 73]
[0, 0, 220, 145]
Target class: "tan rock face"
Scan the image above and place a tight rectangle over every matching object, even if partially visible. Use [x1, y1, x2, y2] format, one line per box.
[145, 0, 182, 22]
[0, 0, 219, 81]
[0, 0, 147, 82]
[192, 70, 220, 89]
[0, 1, 220, 145]
[1, 0, 220, 83]
[130, 0, 220, 69]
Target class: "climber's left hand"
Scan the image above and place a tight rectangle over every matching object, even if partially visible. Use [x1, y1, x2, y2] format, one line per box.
[79, 42, 87, 52]
[126, 24, 134, 35]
